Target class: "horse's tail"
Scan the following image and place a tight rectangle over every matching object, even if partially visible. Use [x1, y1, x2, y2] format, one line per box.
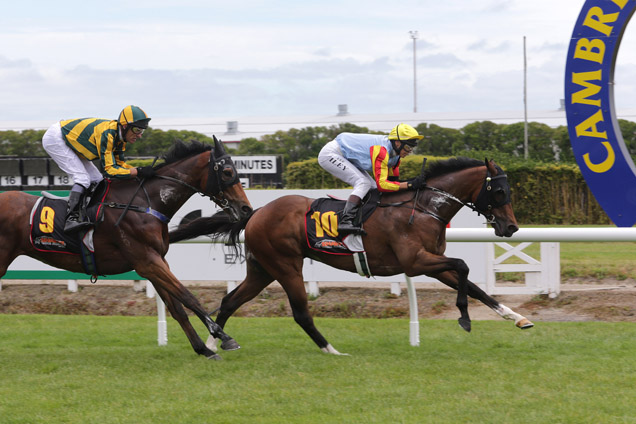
[168, 210, 255, 246]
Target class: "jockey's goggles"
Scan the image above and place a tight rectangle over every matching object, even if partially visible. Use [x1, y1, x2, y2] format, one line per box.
[402, 139, 418, 152]
[130, 126, 145, 135]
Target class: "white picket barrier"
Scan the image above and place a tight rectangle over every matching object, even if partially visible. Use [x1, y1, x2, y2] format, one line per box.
[447, 227, 636, 298]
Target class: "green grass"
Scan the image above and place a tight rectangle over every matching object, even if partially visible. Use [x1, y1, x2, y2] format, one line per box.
[1, 315, 635, 423]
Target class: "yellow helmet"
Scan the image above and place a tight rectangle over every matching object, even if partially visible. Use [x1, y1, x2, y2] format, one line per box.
[388, 123, 423, 142]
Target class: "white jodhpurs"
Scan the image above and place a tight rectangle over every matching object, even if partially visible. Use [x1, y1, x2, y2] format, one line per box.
[42, 122, 103, 189]
[318, 140, 375, 199]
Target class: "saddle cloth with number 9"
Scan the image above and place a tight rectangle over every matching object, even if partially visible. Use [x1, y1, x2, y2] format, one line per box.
[30, 197, 82, 254]
[304, 191, 380, 255]
[30, 183, 109, 254]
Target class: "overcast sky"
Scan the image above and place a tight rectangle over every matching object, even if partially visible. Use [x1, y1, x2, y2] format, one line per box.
[2, 0, 635, 123]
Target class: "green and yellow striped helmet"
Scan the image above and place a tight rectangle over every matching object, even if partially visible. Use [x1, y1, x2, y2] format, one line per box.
[118, 105, 151, 128]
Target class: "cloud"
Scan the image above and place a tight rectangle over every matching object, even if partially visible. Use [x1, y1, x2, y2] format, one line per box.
[0, 56, 32, 69]
[467, 39, 513, 53]
[419, 53, 469, 69]
[0, 55, 408, 120]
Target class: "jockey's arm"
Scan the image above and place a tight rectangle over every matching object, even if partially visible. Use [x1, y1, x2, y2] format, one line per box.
[370, 146, 402, 192]
[100, 133, 135, 179]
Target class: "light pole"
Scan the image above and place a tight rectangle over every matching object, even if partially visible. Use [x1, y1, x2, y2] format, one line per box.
[409, 30, 418, 113]
[523, 35, 528, 159]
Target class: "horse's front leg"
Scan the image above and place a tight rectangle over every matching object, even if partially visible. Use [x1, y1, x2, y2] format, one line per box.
[135, 255, 240, 354]
[433, 271, 534, 330]
[403, 251, 472, 332]
[152, 284, 221, 360]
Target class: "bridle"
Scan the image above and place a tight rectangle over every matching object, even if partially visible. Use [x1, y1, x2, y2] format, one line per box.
[470, 165, 512, 221]
[423, 167, 511, 224]
[380, 164, 512, 225]
[157, 148, 240, 212]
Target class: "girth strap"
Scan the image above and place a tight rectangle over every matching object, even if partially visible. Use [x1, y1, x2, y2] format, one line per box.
[102, 202, 171, 224]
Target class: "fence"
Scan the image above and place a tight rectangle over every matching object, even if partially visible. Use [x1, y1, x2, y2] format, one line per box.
[4, 188, 636, 346]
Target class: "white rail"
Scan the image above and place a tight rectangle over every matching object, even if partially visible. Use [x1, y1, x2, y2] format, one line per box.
[447, 227, 636, 242]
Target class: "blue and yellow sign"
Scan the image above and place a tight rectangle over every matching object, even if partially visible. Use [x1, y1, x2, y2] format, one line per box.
[565, 0, 636, 227]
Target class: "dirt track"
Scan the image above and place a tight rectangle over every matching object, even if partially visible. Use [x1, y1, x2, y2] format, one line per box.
[1, 278, 635, 323]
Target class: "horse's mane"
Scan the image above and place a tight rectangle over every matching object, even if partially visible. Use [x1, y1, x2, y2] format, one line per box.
[156, 139, 212, 169]
[425, 157, 484, 179]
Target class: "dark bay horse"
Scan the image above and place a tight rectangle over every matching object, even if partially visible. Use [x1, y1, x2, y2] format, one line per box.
[169, 158, 534, 355]
[0, 138, 252, 360]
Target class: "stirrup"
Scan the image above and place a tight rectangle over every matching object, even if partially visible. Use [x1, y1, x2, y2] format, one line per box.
[338, 224, 366, 236]
[64, 217, 93, 234]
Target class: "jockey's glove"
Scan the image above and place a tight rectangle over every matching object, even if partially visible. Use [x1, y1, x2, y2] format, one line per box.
[407, 176, 426, 190]
[137, 166, 156, 179]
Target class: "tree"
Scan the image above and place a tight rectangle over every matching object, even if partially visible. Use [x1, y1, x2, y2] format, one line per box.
[414, 123, 460, 156]
[553, 125, 575, 163]
[618, 119, 636, 159]
[323, 123, 372, 139]
[128, 129, 215, 157]
[457, 121, 504, 154]
[500, 122, 557, 161]
[0, 130, 47, 156]
[235, 137, 267, 155]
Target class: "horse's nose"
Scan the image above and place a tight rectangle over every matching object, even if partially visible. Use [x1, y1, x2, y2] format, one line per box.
[242, 205, 253, 216]
[508, 224, 519, 236]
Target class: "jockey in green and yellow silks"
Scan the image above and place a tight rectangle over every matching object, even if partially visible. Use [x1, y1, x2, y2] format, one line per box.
[42, 105, 153, 234]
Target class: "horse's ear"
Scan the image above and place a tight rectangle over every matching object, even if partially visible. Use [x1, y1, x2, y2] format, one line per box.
[213, 135, 227, 156]
[485, 158, 497, 175]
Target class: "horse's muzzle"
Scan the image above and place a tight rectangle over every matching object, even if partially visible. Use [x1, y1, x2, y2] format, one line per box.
[495, 223, 519, 238]
[228, 204, 253, 221]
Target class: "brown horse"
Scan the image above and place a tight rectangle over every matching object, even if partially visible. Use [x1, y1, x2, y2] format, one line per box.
[169, 158, 534, 355]
[0, 138, 252, 360]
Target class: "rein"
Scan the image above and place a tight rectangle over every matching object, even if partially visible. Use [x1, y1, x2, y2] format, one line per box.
[111, 148, 238, 226]
[377, 166, 510, 225]
[377, 190, 451, 225]
[114, 156, 159, 227]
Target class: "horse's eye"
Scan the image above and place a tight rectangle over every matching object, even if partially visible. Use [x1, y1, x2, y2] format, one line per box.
[493, 189, 506, 204]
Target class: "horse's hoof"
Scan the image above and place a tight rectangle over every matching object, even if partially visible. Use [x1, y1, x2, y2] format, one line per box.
[516, 318, 534, 329]
[221, 338, 241, 351]
[320, 344, 349, 355]
[206, 335, 219, 352]
[458, 317, 472, 332]
[206, 353, 223, 361]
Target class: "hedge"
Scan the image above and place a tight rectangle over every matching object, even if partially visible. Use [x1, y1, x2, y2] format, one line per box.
[284, 155, 610, 225]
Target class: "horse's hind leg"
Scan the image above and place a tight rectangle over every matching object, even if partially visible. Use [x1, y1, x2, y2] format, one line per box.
[216, 258, 274, 328]
[280, 274, 347, 355]
[206, 260, 275, 352]
[434, 271, 534, 329]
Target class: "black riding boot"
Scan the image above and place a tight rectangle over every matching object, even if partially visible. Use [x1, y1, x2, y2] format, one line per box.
[64, 191, 92, 234]
[338, 196, 363, 235]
